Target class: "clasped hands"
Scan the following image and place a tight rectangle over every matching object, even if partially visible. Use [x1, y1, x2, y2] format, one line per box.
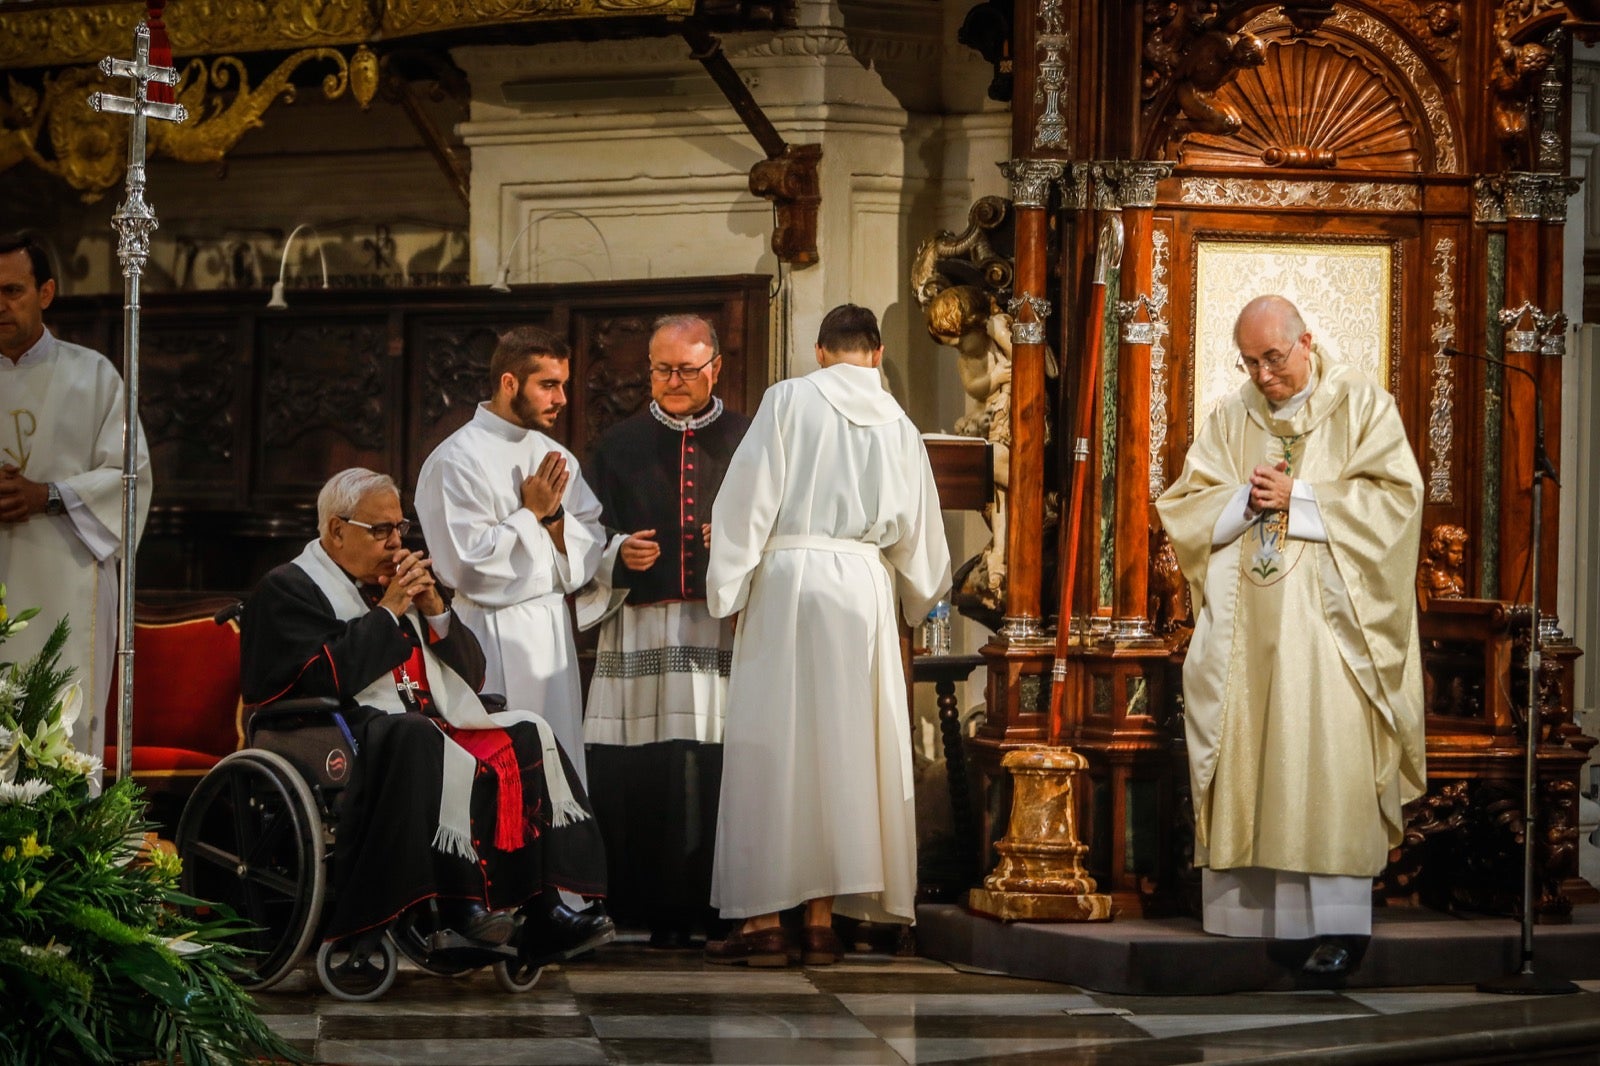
[520, 452, 569, 522]
[377, 548, 445, 618]
[1245, 460, 1292, 518]
[619, 523, 712, 572]
[0, 464, 47, 523]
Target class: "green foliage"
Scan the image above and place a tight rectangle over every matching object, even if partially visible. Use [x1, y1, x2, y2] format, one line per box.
[0, 589, 303, 1065]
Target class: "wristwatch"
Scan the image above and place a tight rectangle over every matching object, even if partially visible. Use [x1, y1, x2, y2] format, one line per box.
[44, 483, 65, 516]
[539, 503, 565, 527]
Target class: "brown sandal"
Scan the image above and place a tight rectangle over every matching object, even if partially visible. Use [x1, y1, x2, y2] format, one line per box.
[704, 925, 792, 967]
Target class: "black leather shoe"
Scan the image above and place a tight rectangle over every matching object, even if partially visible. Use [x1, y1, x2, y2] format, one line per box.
[521, 902, 615, 967]
[1301, 938, 1352, 976]
[455, 902, 514, 946]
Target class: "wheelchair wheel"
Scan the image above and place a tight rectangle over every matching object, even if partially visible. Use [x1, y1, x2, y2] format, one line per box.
[316, 935, 398, 1001]
[493, 958, 545, 993]
[176, 749, 326, 990]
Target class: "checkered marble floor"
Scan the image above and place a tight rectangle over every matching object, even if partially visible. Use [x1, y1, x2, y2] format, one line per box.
[254, 940, 1600, 1065]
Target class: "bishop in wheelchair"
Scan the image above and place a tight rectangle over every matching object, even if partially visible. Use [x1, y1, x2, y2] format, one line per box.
[238, 468, 613, 969]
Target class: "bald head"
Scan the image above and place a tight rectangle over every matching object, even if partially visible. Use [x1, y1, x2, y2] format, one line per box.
[1233, 294, 1313, 404]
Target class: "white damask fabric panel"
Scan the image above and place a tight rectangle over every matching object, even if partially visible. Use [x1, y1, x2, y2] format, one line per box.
[1193, 240, 1392, 424]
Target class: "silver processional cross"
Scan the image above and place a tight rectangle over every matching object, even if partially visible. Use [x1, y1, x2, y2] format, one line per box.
[87, 24, 186, 784]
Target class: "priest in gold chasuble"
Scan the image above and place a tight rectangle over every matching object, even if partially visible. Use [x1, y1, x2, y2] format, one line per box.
[1155, 296, 1425, 971]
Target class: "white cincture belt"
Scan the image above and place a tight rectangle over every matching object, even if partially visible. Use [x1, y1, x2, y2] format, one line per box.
[454, 591, 564, 612]
[762, 533, 882, 559]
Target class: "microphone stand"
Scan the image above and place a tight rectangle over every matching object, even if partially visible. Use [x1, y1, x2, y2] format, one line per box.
[1443, 346, 1577, 996]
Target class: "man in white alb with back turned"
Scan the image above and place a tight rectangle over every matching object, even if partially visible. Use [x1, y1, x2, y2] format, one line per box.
[704, 304, 951, 967]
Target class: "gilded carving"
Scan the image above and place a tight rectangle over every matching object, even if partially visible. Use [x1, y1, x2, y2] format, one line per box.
[0, 0, 694, 70]
[1427, 237, 1457, 504]
[385, 0, 693, 35]
[154, 49, 350, 167]
[1, 48, 350, 200]
[1148, 226, 1172, 499]
[1178, 177, 1418, 211]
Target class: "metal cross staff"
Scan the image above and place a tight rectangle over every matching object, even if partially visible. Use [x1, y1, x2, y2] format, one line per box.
[87, 24, 186, 783]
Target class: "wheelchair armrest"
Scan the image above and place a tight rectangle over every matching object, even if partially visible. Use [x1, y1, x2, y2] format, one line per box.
[248, 696, 344, 726]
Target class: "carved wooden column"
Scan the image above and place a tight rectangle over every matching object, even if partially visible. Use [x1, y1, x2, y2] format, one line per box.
[999, 160, 1059, 644]
[968, 161, 1062, 865]
[1053, 160, 1179, 918]
[1535, 176, 1578, 621]
[1099, 160, 1172, 643]
[1496, 172, 1542, 608]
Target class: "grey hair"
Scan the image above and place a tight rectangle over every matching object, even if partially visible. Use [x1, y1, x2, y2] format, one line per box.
[650, 313, 720, 355]
[317, 468, 399, 535]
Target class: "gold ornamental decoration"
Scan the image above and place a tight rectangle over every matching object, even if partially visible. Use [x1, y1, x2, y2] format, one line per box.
[2, 49, 350, 201]
[0, 0, 695, 71]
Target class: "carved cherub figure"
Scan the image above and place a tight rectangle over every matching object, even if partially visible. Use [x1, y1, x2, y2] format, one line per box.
[927, 284, 1014, 605]
[1492, 38, 1551, 145]
[1416, 523, 1468, 608]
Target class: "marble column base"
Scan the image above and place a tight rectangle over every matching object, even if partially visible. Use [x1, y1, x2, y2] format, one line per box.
[968, 887, 1114, 921]
[967, 745, 1114, 923]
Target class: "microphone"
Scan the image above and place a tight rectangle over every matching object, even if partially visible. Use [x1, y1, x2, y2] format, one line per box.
[267, 223, 329, 310]
[1441, 347, 1557, 483]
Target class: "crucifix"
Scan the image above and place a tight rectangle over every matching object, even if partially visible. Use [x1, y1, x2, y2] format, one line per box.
[87, 23, 187, 784]
[395, 666, 424, 710]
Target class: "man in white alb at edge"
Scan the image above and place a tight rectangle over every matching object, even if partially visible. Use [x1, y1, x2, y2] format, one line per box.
[704, 303, 951, 967]
[1155, 294, 1426, 977]
[0, 233, 151, 780]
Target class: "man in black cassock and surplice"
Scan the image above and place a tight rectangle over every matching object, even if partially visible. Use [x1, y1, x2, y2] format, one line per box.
[239, 467, 612, 959]
[581, 314, 750, 948]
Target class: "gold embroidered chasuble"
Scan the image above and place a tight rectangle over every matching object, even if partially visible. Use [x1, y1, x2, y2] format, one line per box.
[1155, 356, 1426, 878]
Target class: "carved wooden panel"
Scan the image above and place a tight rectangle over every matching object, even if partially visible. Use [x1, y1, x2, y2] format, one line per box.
[139, 322, 244, 504]
[406, 317, 537, 489]
[256, 317, 394, 504]
[46, 278, 771, 594]
[1179, 37, 1425, 171]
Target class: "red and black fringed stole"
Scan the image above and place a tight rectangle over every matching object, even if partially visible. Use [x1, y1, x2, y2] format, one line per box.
[387, 618, 527, 852]
[146, 2, 176, 104]
[446, 725, 526, 852]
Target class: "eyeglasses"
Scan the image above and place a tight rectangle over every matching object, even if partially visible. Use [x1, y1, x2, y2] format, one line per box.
[649, 355, 720, 382]
[1235, 343, 1297, 377]
[341, 516, 412, 540]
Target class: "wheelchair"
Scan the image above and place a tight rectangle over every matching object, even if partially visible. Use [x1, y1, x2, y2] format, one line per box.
[173, 608, 551, 1001]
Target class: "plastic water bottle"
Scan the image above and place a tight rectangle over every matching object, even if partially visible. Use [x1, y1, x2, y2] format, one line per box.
[923, 599, 952, 657]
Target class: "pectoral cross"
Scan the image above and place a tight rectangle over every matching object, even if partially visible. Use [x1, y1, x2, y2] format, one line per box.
[396, 665, 423, 709]
[90, 22, 186, 784]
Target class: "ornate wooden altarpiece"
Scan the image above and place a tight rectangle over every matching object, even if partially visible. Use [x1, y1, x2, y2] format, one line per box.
[47, 278, 771, 596]
[935, 0, 1600, 921]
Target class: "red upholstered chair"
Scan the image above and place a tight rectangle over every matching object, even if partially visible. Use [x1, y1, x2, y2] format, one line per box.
[103, 598, 246, 818]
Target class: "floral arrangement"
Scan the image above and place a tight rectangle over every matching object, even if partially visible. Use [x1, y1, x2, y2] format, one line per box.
[0, 584, 300, 1065]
